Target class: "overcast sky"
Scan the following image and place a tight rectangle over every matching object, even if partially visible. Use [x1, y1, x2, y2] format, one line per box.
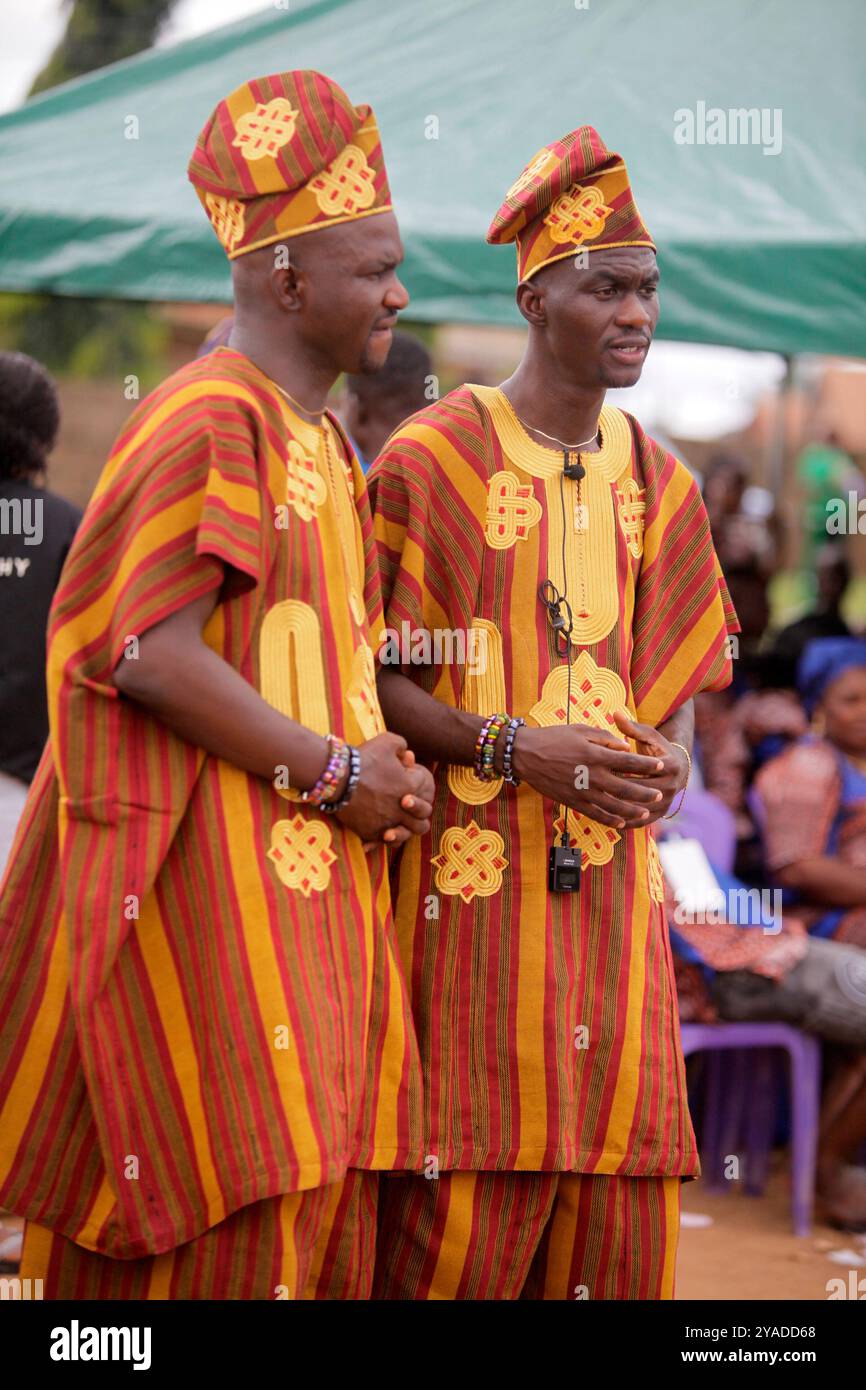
[0, 0, 270, 112]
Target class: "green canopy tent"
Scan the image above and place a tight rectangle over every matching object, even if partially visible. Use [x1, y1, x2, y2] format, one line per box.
[0, 0, 863, 355]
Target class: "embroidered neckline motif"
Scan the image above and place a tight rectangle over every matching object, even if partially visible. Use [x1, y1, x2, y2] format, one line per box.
[469, 386, 634, 647]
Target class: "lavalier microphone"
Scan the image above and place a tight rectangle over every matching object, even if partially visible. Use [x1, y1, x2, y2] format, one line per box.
[562, 451, 586, 481]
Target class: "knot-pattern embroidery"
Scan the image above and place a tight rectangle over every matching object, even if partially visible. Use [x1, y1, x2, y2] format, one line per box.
[431, 822, 508, 902]
[286, 440, 327, 522]
[554, 812, 620, 869]
[485, 471, 543, 550]
[205, 193, 245, 254]
[544, 184, 612, 245]
[616, 476, 646, 559]
[232, 98, 298, 161]
[529, 652, 629, 736]
[267, 815, 336, 895]
[309, 145, 376, 217]
[531, 653, 633, 868]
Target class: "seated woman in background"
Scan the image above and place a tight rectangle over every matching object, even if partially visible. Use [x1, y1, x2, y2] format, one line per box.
[755, 637, 866, 950]
[745, 636, 866, 1227]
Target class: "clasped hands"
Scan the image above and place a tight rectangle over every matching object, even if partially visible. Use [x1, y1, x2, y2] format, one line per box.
[509, 710, 688, 829]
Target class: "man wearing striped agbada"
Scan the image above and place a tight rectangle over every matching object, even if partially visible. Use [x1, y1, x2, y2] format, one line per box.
[368, 128, 740, 1299]
[0, 70, 433, 1299]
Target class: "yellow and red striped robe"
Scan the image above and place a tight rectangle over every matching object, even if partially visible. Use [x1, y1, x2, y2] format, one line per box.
[369, 385, 739, 1177]
[0, 347, 422, 1260]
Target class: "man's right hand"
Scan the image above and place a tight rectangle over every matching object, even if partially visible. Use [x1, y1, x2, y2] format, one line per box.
[511, 724, 665, 828]
[336, 733, 435, 847]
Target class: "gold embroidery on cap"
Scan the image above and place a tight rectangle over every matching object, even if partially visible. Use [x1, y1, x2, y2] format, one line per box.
[286, 440, 327, 522]
[309, 145, 376, 217]
[205, 193, 246, 253]
[544, 184, 613, 245]
[232, 98, 298, 161]
[485, 471, 543, 550]
[432, 822, 508, 902]
[616, 476, 646, 559]
[267, 814, 336, 895]
[506, 148, 557, 201]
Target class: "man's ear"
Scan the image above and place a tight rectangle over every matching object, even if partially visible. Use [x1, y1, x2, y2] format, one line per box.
[269, 244, 304, 312]
[515, 278, 547, 327]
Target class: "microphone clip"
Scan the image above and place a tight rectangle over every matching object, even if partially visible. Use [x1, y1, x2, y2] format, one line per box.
[563, 450, 586, 481]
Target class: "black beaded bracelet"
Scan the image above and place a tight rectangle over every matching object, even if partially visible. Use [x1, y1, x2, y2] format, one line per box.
[502, 716, 525, 786]
[321, 744, 362, 813]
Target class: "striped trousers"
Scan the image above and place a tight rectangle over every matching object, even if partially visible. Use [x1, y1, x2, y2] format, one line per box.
[374, 1171, 681, 1300]
[18, 1170, 377, 1300]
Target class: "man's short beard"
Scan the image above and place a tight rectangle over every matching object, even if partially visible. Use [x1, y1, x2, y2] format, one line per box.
[356, 341, 383, 375]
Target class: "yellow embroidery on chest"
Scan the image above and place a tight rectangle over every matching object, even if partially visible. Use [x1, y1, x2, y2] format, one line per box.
[616, 476, 646, 559]
[286, 440, 327, 522]
[468, 391, 632, 645]
[485, 471, 542, 549]
[647, 832, 666, 903]
[267, 815, 336, 896]
[530, 653, 632, 869]
[431, 821, 508, 902]
[309, 145, 376, 217]
[448, 620, 506, 805]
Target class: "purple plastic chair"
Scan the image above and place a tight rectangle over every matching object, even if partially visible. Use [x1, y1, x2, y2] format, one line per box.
[680, 1022, 821, 1236]
[663, 786, 737, 872]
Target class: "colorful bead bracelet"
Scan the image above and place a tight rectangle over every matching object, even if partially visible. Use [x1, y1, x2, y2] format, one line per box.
[301, 734, 353, 808]
[501, 716, 525, 787]
[474, 712, 509, 782]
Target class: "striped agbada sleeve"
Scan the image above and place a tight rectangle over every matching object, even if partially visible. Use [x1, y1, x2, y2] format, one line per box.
[86, 391, 264, 676]
[628, 421, 740, 728]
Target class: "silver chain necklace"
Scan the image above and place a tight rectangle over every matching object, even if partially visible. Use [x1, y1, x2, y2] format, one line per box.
[509, 400, 600, 452]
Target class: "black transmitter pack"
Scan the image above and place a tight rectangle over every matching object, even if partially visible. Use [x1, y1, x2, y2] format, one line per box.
[548, 844, 581, 894]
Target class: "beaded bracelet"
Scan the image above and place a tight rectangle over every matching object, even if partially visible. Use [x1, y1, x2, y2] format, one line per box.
[474, 712, 509, 781]
[321, 743, 361, 814]
[301, 734, 351, 807]
[502, 716, 525, 787]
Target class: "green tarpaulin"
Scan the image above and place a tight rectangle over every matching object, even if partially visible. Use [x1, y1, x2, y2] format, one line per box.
[0, 0, 864, 354]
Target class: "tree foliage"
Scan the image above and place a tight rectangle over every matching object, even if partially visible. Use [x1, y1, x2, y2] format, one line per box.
[30, 0, 176, 95]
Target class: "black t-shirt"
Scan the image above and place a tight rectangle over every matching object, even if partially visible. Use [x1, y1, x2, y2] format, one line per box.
[0, 480, 82, 782]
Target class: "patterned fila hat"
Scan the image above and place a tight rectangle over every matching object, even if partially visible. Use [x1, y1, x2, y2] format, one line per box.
[188, 70, 393, 259]
[487, 126, 655, 282]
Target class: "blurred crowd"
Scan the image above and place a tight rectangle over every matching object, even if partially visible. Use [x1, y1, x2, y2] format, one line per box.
[667, 451, 866, 1231]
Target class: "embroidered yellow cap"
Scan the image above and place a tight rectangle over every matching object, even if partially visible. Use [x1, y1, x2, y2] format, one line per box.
[487, 126, 655, 281]
[188, 70, 393, 259]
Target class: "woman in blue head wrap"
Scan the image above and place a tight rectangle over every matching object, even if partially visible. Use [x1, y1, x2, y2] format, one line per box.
[754, 636, 866, 947]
